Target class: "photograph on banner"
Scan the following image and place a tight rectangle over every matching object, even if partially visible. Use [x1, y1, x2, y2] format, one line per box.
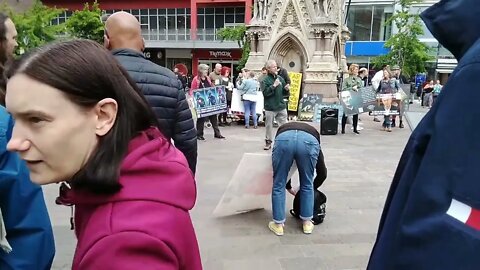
[186, 95, 198, 126]
[371, 93, 401, 116]
[213, 153, 298, 217]
[339, 87, 377, 116]
[287, 72, 302, 111]
[193, 86, 228, 118]
[230, 88, 264, 121]
[314, 103, 344, 124]
[298, 94, 323, 121]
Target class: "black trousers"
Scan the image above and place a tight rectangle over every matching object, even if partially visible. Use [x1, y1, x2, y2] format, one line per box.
[342, 114, 358, 132]
[197, 115, 221, 137]
[218, 100, 232, 123]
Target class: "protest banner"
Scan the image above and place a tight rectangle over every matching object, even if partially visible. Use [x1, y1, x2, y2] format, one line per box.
[192, 85, 228, 118]
[287, 72, 302, 112]
[371, 93, 401, 116]
[339, 86, 377, 116]
[298, 94, 323, 121]
[213, 153, 298, 217]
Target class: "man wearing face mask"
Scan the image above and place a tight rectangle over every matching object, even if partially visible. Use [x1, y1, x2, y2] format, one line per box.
[104, 12, 197, 174]
[0, 13, 55, 270]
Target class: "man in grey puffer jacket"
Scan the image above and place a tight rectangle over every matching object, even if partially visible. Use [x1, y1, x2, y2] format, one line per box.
[105, 12, 197, 173]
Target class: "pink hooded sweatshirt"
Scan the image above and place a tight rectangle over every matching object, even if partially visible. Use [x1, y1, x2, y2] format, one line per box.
[59, 127, 202, 270]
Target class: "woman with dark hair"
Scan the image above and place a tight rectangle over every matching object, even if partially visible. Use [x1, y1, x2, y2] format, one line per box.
[0, 13, 55, 270]
[5, 39, 202, 269]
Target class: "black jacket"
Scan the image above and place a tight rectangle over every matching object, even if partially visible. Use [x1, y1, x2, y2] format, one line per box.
[277, 67, 291, 85]
[112, 49, 197, 173]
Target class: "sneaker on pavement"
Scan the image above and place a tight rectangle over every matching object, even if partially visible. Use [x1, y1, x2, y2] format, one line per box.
[268, 221, 284, 236]
[264, 143, 272, 150]
[303, 221, 314, 234]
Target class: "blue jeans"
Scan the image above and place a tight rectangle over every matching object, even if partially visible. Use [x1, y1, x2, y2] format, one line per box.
[243, 100, 257, 127]
[271, 130, 320, 223]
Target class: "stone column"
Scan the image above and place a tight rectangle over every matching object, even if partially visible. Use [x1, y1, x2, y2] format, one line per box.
[339, 26, 350, 73]
[304, 22, 339, 101]
[244, 25, 269, 73]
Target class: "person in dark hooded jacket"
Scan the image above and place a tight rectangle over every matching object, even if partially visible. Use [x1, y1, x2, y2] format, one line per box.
[104, 12, 197, 174]
[368, 0, 480, 269]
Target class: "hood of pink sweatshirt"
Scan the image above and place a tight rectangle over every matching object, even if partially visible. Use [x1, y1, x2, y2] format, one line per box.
[60, 127, 202, 270]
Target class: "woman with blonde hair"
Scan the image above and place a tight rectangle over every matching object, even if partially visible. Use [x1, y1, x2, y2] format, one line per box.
[377, 68, 400, 132]
[341, 64, 363, 134]
[190, 64, 225, 140]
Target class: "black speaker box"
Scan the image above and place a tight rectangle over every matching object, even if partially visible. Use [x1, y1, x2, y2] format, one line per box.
[320, 108, 338, 135]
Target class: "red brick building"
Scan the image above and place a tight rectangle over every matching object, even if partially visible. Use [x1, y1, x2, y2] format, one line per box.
[43, 0, 252, 75]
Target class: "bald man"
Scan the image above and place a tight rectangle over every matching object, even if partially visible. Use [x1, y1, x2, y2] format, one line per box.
[104, 12, 198, 174]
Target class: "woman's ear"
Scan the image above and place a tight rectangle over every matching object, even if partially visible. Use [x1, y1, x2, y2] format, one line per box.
[94, 98, 118, 136]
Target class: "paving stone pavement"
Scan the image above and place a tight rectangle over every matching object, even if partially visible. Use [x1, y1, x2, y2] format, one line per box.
[43, 115, 411, 270]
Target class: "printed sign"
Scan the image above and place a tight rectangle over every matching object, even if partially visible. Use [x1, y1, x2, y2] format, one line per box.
[339, 87, 378, 116]
[298, 94, 323, 121]
[287, 72, 302, 111]
[371, 93, 401, 116]
[209, 51, 232, 58]
[192, 86, 228, 118]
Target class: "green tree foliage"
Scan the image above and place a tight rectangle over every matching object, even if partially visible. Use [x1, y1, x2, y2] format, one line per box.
[217, 25, 250, 71]
[0, 0, 65, 55]
[65, 1, 104, 43]
[372, 0, 431, 78]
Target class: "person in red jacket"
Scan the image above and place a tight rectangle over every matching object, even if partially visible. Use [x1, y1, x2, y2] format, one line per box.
[5, 39, 202, 270]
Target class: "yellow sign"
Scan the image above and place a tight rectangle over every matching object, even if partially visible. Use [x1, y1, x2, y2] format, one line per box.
[287, 72, 302, 111]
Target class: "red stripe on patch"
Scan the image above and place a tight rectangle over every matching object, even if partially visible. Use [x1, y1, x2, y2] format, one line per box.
[466, 208, 480, 230]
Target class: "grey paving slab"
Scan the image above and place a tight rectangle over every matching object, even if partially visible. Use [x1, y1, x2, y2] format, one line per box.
[404, 100, 430, 131]
[43, 114, 410, 269]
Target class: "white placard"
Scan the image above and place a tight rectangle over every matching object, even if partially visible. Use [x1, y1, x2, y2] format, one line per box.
[213, 153, 297, 217]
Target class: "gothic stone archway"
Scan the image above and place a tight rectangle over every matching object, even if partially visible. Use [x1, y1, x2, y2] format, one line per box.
[268, 33, 308, 74]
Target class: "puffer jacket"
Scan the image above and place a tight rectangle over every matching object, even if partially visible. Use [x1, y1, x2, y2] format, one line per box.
[113, 49, 197, 174]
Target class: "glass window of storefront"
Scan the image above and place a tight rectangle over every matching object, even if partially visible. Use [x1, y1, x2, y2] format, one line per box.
[104, 8, 192, 41]
[50, 10, 72, 25]
[347, 5, 393, 41]
[197, 7, 245, 41]
[52, 6, 245, 42]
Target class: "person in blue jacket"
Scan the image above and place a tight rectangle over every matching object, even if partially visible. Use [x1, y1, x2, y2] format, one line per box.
[0, 13, 55, 269]
[368, 0, 480, 269]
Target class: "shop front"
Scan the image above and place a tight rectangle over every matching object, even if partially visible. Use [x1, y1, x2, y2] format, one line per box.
[193, 49, 242, 76]
[143, 48, 166, 67]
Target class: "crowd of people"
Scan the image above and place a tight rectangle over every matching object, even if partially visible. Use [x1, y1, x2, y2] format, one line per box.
[2, 0, 479, 268]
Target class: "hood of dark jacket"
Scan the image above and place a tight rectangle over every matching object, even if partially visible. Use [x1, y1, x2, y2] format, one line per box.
[421, 0, 480, 60]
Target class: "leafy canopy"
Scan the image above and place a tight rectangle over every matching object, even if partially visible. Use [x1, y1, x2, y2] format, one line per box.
[217, 25, 250, 71]
[372, 0, 432, 78]
[0, 0, 65, 55]
[65, 1, 104, 43]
